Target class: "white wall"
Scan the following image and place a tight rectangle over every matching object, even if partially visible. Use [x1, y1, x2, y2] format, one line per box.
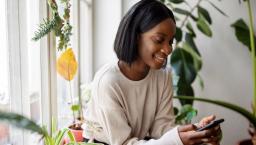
[93, 0, 256, 144]
[192, 0, 256, 145]
[92, 0, 121, 73]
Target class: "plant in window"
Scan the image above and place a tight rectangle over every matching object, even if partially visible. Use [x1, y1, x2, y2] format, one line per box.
[32, 0, 72, 51]
[57, 47, 85, 142]
[32, 0, 85, 142]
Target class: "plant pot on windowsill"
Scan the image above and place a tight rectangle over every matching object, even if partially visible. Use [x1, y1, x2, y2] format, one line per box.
[63, 122, 84, 144]
[68, 122, 84, 142]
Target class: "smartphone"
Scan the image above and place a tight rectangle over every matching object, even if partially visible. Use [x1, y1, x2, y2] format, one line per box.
[196, 118, 224, 132]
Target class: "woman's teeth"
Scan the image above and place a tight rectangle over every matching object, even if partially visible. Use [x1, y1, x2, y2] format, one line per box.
[155, 55, 165, 63]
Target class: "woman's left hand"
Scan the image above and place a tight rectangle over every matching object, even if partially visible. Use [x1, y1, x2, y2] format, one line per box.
[197, 115, 222, 145]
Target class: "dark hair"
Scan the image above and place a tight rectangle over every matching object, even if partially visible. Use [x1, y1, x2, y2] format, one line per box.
[114, 0, 175, 65]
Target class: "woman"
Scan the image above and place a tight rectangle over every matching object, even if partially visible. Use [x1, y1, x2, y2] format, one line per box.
[82, 0, 221, 145]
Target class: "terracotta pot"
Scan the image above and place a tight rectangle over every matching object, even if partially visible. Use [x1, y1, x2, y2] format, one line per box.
[69, 127, 84, 142]
[63, 124, 84, 144]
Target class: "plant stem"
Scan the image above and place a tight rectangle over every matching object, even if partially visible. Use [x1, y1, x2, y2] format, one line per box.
[68, 63, 76, 124]
[180, 0, 203, 29]
[176, 0, 203, 48]
[246, 0, 256, 116]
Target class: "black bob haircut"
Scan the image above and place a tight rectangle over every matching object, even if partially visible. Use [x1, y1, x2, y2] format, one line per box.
[114, 0, 176, 65]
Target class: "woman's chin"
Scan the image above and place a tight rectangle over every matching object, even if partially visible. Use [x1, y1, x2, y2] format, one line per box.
[150, 63, 164, 69]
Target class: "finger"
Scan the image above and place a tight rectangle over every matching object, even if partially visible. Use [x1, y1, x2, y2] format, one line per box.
[190, 129, 213, 139]
[211, 125, 222, 137]
[178, 124, 197, 132]
[207, 137, 220, 145]
[199, 115, 216, 126]
[193, 136, 219, 144]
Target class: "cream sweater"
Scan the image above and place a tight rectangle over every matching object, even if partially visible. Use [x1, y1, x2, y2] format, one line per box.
[82, 62, 184, 145]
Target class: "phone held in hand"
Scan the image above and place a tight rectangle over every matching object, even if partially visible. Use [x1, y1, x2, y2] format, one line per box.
[196, 118, 224, 132]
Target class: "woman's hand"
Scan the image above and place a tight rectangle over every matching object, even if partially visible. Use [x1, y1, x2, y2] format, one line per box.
[198, 115, 222, 145]
[178, 115, 222, 145]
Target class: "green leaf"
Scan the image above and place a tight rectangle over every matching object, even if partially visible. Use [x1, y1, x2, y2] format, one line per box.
[55, 128, 69, 145]
[198, 6, 212, 24]
[231, 19, 256, 56]
[171, 48, 197, 84]
[176, 82, 194, 105]
[174, 107, 179, 115]
[71, 104, 81, 112]
[173, 8, 197, 21]
[51, 118, 57, 137]
[67, 130, 76, 142]
[168, 0, 184, 4]
[207, 0, 228, 17]
[196, 16, 212, 37]
[197, 73, 204, 90]
[175, 104, 197, 123]
[173, 7, 190, 15]
[174, 96, 256, 128]
[186, 22, 196, 37]
[183, 42, 202, 71]
[185, 33, 200, 56]
[175, 27, 183, 42]
[0, 111, 46, 136]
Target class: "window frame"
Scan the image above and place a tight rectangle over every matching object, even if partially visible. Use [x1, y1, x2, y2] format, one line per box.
[6, 0, 56, 144]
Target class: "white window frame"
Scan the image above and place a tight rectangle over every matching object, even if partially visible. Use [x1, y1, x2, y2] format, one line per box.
[7, 0, 57, 144]
[6, 0, 94, 143]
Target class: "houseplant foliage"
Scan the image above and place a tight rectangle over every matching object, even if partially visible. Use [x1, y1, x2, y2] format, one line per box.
[32, 0, 72, 51]
[160, 0, 227, 123]
[32, 0, 84, 141]
[0, 111, 101, 145]
[175, 0, 256, 144]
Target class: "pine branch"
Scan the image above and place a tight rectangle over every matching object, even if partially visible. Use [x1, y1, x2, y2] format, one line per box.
[32, 19, 56, 41]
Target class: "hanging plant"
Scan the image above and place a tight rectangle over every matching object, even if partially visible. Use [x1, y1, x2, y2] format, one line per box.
[32, 0, 72, 51]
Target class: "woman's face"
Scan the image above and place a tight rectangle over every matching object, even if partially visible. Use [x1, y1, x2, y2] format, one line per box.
[137, 18, 176, 69]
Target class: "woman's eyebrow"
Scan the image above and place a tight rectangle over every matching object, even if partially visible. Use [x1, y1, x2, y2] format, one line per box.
[155, 32, 167, 36]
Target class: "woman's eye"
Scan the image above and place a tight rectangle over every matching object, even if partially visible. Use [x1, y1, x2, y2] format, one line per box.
[154, 38, 163, 44]
[169, 40, 173, 45]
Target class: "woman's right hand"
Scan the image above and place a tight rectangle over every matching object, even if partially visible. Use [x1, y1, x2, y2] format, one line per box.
[178, 124, 219, 145]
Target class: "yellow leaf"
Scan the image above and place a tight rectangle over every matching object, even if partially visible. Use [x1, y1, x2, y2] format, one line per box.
[57, 48, 78, 81]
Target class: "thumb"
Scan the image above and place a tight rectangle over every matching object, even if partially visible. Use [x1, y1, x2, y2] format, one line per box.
[178, 124, 197, 132]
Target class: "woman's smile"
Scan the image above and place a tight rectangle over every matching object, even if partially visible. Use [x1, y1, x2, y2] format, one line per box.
[154, 54, 166, 64]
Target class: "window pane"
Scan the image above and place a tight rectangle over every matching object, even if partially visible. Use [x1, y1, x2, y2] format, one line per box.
[0, 0, 10, 144]
[26, 0, 42, 144]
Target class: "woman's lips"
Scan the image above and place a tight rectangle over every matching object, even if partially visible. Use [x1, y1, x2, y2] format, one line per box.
[154, 55, 166, 64]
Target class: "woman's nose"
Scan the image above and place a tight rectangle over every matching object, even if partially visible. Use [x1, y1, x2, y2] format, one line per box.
[161, 44, 172, 55]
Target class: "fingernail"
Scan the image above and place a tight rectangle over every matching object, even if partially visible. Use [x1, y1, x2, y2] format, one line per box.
[202, 138, 209, 142]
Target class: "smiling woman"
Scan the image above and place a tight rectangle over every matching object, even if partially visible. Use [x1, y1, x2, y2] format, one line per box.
[82, 0, 221, 145]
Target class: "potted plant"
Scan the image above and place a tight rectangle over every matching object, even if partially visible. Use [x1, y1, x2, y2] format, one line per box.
[0, 111, 102, 145]
[175, 0, 256, 144]
[56, 47, 84, 142]
[160, 0, 228, 124]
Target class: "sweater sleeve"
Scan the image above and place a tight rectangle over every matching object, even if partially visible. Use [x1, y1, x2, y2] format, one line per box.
[95, 74, 184, 145]
[148, 71, 184, 145]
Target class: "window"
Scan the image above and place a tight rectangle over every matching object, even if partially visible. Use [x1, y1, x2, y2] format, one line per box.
[2, 0, 93, 144]
[4, 0, 49, 144]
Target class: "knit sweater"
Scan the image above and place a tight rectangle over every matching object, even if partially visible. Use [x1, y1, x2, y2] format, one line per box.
[82, 62, 184, 145]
